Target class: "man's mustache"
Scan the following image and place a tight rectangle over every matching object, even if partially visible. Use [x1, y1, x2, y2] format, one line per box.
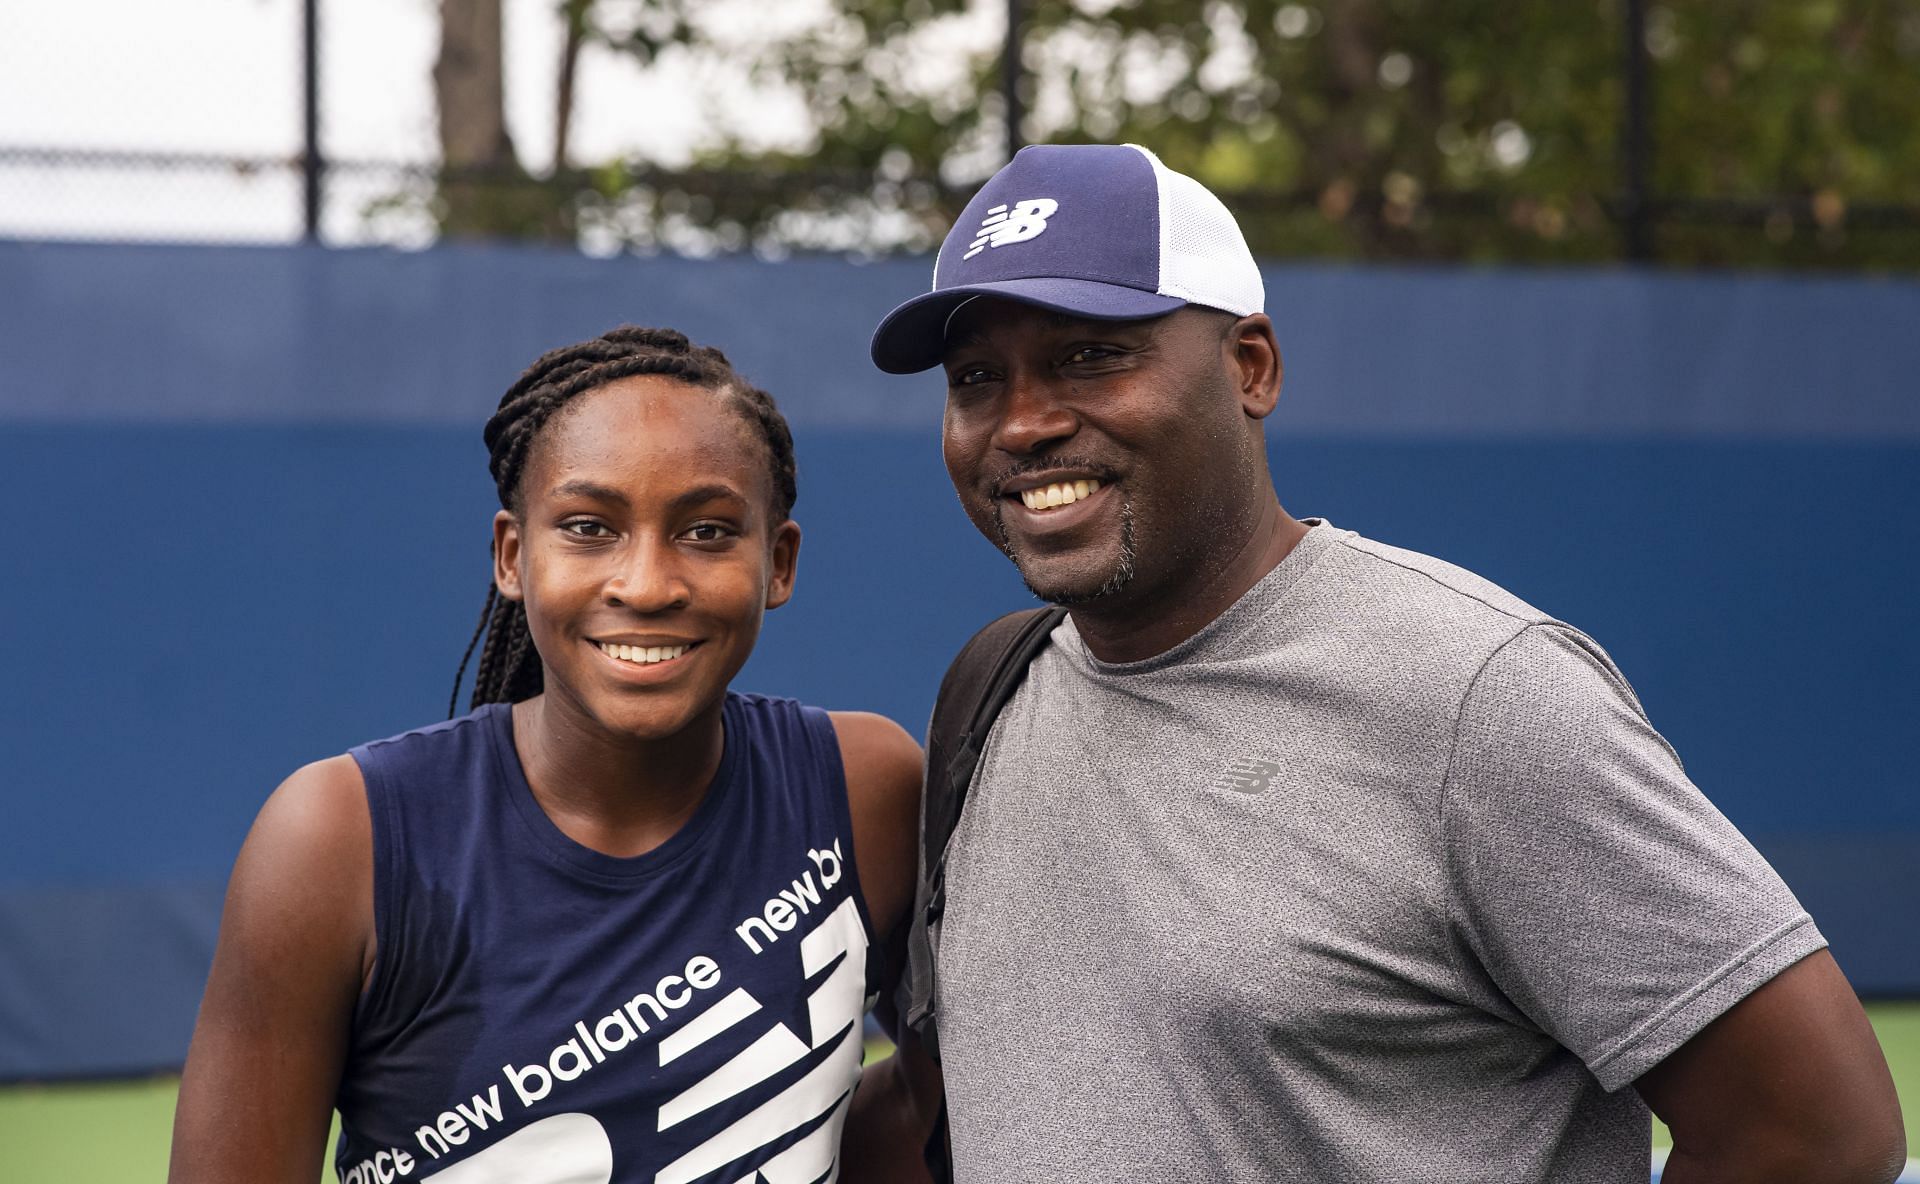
[986, 454, 1120, 499]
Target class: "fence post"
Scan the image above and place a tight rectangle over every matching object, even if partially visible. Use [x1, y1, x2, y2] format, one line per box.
[1621, 0, 1653, 261]
[1003, 0, 1024, 160]
[303, 0, 324, 244]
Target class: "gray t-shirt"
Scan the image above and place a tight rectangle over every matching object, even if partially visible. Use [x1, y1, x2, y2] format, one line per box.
[936, 521, 1823, 1183]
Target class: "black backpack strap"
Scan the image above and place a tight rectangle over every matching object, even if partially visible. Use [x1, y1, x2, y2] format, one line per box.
[922, 606, 1068, 911]
[901, 604, 1066, 1044]
[901, 605, 1066, 1182]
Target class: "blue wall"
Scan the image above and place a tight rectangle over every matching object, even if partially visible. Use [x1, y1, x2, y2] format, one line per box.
[1, 241, 1916, 1078]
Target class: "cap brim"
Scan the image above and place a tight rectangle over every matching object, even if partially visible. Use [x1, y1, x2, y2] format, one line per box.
[869, 278, 1187, 374]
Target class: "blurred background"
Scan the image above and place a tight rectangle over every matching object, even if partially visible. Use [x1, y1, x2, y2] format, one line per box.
[2, 1, 1917, 1179]
[10, 0, 1920, 262]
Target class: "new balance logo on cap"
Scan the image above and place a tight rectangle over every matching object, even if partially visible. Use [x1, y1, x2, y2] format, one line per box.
[964, 198, 1060, 259]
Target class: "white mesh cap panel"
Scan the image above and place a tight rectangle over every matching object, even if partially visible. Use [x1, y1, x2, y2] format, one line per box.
[1134, 145, 1265, 315]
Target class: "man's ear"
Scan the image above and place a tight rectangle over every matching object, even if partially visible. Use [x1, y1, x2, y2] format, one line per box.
[765, 519, 801, 610]
[1230, 313, 1283, 421]
[492, 510, 525, 602]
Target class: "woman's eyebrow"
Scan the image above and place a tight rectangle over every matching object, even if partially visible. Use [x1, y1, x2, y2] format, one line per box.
[667, 483, 748, 511]
[548, 480, 747, 511]
[548, 479, 627, 504]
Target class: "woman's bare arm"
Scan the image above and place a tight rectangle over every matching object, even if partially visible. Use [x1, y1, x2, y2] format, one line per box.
[168, 755, 374, 1184]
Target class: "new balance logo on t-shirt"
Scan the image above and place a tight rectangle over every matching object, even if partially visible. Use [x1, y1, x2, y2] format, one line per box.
[964, 198, 1059, 259]
[1213, 757, 1282, 795]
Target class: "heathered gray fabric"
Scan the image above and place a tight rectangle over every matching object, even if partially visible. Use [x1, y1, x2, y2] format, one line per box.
[936, 521, 1824, 1183]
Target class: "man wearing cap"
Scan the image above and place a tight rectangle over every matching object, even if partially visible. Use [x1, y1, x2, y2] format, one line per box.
[868, 143, 1904, 1182]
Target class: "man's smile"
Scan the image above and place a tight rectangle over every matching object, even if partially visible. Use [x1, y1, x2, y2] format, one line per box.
[996, 476, 1114, 534]
[1011, 478, 1102, 511]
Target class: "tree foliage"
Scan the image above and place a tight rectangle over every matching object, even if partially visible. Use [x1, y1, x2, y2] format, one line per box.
[475, 1, 1920, 267]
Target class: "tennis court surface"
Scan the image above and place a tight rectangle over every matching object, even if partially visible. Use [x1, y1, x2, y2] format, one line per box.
[4, 1007, 1915, 1181]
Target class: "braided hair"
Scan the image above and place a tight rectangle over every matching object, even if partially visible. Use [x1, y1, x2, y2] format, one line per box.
[448, 326, 797, 715]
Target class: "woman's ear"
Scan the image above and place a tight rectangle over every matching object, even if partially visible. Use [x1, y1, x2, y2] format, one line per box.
[765, 519, 801, 610]
[492, 510, 525, 602]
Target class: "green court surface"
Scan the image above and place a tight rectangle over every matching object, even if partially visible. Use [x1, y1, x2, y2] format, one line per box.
[2, 1009, 1915, 1181]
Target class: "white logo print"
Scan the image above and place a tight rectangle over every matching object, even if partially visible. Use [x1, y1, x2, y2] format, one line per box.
[964, 197, 1059, 259]
[652, 895, 868, 1184]
[418, 1114, 613, 1183]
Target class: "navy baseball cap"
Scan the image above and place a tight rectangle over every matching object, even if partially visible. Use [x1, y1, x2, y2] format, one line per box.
[869, 143, 1264, 374]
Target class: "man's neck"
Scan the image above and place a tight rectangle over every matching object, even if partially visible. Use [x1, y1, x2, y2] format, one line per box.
[1070, 498, 1308, 665]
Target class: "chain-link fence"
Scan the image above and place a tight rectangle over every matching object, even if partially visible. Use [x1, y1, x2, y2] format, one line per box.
[0, 0, 439, 245]
[4, 0, 1919, 266]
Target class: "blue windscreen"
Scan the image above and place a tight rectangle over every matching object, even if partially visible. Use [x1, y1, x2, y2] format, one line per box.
[1, 241, 1914, 1077]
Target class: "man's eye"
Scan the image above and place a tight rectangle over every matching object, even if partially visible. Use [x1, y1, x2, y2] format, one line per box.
[1065, 346, 1118, 364]
[948, 367, 995, 386]
[683, 523, 733, 543]
[561, 520, 612, 538]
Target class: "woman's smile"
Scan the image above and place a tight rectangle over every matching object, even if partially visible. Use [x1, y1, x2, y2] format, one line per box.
[590, 637, 701, 678]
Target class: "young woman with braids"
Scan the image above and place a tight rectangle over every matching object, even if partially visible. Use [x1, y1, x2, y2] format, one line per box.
[170, 327, 936, 1184]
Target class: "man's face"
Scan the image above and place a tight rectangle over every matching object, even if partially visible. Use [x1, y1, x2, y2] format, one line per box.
[939, 300, 1268, 609]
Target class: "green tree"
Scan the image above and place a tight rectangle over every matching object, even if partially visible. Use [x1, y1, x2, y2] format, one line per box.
[476, 1, 1920, 267]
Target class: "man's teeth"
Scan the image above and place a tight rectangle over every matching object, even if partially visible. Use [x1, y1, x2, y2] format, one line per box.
[1019, 479, 1101, 511]
[598, 643, 689, 665]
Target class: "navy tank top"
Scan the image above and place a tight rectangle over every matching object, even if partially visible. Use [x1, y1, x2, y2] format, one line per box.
[334, 693, 876, 1184]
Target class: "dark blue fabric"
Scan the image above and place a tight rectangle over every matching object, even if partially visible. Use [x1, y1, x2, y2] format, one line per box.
[4, 240, 1919, 436]
[870, 145, 1179, 370]
[934, 144, 1160, 293]
[1, 427, 1916, 1083]
[869, 275, 1186, 373]
[334, 694, 874, 1184]
[0, 883, 222, 1078]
